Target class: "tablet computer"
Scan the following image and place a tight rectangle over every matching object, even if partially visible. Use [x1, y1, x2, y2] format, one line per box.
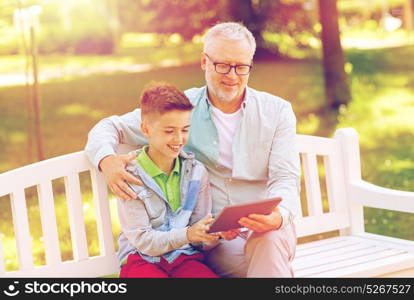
[207, 197, 282, 233]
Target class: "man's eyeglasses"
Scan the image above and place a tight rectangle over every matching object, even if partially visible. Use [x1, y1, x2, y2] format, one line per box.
[204, 53, 252, 75]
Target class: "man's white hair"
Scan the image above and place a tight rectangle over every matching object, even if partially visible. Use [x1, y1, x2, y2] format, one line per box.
[203, 22, 256, 55]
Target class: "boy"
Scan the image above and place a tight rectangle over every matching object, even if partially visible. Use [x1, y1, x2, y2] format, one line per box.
[116, 83, 220, 278]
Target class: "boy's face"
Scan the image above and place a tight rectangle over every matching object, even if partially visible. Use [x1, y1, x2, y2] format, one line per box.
[141, 110, 191, 160]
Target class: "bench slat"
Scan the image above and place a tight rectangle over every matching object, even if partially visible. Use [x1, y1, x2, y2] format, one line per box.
[301, 153, 323, 216]
[297, 135, 337, 155]
[90, 169, 115, 257]
[323, 155, 348, 213]
[0, 255, 119, 278]
[64, 173, 89, 261]
[297, 235, 350, 250]
[0, 152, 90, 196]
[352, 233, 414, 252]
[296, 238, 372, 257]
[295, 212, 350, 237]
[295, 238, 360, 258]
[38, 181, 61, 265]
[296, 248, 408, 277]
[0, 237, 5, 273]
[10, 190, 34, 270]
[294, 244, 385, 270]
[309, 252, 414, 278]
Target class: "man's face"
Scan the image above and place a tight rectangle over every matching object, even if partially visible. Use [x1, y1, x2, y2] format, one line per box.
[201, 37, 254, 104]
[141, 110, 191, 161]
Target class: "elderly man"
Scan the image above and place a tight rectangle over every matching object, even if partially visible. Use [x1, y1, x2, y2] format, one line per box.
[85, 22, 300, 277]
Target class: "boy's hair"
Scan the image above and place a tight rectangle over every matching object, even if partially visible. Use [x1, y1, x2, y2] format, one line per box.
[139, 82, 193, 119]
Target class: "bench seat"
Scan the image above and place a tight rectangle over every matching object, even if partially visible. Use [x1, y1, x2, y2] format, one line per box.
[1, 128, 413, 277]
[294, 234, 414, 277]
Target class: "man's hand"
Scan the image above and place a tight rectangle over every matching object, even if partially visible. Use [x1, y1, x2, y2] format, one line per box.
[99, 152, 142, 200]
[216, 228, 240, 241]
[238, 206, 282, 233]
[187, 214, 220, 243]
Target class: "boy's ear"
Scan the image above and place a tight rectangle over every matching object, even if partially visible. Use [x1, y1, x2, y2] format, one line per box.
[140, 121, 150, 138]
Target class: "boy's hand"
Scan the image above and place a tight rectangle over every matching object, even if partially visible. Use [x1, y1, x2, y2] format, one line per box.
[216, 228, 240, 241]
[99, 152, 142, 201]
[187, 214, 219, 243]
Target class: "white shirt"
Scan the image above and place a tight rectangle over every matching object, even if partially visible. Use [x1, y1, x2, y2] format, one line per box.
[210, 105, 242, 170]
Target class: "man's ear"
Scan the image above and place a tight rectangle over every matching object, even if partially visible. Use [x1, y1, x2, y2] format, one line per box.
[200, 53, 206, 71]
[141, 121, 150, 138]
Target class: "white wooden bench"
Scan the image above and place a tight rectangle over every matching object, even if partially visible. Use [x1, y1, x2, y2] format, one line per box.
[0, 128, 413, 278]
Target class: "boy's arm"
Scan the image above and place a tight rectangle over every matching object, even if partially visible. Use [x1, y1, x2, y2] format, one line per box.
[117, 194, 190, 257]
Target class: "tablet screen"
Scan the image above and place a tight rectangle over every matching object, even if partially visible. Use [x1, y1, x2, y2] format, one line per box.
[207, 197, 282, 233]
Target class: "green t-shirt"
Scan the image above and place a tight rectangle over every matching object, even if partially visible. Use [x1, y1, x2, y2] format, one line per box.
[136, 147, 181, 212]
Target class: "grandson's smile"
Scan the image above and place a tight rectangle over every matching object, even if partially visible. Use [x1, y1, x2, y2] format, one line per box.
[141, 109, 191, 174]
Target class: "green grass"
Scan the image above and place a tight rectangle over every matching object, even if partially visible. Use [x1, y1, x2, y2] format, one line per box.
[0, 59, 328, 172]
[0, 42, 203, 81]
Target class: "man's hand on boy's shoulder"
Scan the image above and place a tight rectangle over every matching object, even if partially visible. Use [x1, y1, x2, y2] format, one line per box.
[99, 152, 143, 201]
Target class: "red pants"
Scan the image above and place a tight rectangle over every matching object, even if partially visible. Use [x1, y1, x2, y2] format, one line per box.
[120, 253, 219, 278]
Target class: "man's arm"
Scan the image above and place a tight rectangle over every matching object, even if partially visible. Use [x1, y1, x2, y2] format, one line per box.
[265, 102, 301, 228]
[85, 109, 146, 168]
[85, 109, 148, 200]
[239, 102, 300, 232]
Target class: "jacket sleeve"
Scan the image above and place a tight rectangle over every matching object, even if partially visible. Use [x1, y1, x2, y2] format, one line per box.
[189, 165, 212, 226]
[117, 193, 190, 257]
[84, 109, 148, 169]
[266, 102, 301, 229]
[189, 165, 220, 250]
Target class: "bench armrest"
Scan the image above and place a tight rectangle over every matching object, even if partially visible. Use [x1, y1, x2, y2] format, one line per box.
[349, 180, 414, 213]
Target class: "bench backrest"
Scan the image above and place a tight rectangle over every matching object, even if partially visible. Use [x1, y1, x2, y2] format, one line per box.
[295, 132, 350, 237]
[0, 152, 118, 277]
[0, 128, 361, 277]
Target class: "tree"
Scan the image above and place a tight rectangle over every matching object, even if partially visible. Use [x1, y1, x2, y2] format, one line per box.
[318, 0, 351, 110]
[226, 0, 275, 58]
[118, 0, 223, 41]
[404, 0, 414, 30]
[226, 0, 317, 59]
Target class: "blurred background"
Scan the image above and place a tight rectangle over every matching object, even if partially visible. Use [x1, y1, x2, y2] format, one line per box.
[0, 0, 413, 271]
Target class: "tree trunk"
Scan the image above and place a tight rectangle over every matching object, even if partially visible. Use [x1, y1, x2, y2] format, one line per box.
[318, 0, 351, 109]
[404, 0, 414, 30]
[227, 0, 278, 59]
[29, 25, 44, 161]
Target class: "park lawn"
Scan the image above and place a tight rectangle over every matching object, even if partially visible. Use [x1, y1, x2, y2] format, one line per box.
[0, 42, 202, 76]
[0, 45, 413, 270]
[0, 59, 328, 173]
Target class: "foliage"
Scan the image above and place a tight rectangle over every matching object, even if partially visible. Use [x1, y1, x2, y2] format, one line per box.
[1, 0, 115, 55]
[117, 0, 226, 41]
[337, 45, 414, 241]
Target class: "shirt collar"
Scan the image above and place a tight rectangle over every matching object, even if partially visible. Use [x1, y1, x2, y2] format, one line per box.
[203, 85, 250, 115]
[136, 145, 180, 178]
